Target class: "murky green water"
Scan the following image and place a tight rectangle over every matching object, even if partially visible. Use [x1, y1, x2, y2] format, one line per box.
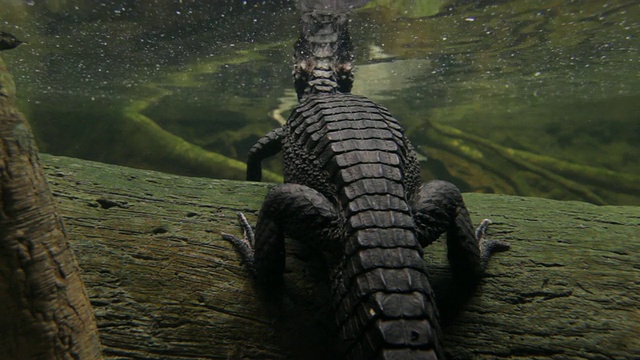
[1, 0, 638, 205]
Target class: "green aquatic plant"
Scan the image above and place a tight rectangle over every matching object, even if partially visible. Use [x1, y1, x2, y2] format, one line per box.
[121, 108, 271, 182]
[423, 120, 640, 205]
[122, 56, 285, 183]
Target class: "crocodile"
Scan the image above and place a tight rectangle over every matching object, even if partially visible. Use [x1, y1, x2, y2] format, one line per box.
[223, 9, 509, 360]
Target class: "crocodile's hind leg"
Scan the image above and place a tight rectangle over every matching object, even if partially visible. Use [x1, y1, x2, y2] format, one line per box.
[223, 183, 338, 289]
[411, 180, 510, 282]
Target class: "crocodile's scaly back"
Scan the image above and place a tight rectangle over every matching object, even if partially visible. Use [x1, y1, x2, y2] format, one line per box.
[283, 93, 444, 358]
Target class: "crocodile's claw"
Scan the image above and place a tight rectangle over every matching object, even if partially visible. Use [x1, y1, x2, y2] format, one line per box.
[222, 212, 256, 274]
[476, 219, 511, 269]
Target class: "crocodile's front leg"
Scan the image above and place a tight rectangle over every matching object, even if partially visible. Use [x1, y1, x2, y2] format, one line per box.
[223, 183, 339, 289]
[246, 127, 284, 182]
[411, 180, 510, 282]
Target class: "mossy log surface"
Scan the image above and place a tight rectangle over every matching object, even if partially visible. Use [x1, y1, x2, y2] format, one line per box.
[40, 154, 639, 360]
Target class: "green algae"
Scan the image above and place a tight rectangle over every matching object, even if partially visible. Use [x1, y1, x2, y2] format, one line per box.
[361, 0, 444, 18]
[0, 57, 16, 99]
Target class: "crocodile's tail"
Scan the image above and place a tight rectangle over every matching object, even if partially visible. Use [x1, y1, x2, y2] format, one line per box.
[332, 205, 445, 359]
[318, 94, 443, 357]
[287, 92, 444, 358]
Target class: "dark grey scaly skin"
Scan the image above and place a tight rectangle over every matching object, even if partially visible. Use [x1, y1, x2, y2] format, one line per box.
[224, 11, 509, 360]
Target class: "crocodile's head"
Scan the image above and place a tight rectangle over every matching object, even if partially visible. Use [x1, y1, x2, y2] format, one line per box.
[293, 11, 354, 100]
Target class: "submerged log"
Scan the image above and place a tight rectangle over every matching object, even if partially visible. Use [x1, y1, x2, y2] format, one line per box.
[39, 153, 639, 360]
[0, 58, 102, 359]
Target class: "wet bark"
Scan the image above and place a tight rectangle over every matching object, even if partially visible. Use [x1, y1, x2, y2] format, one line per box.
[0, 57, 102, 359]
[40, 153, 640, 360]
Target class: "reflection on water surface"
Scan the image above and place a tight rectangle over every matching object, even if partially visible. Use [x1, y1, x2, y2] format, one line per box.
[1, 0, 638, 204]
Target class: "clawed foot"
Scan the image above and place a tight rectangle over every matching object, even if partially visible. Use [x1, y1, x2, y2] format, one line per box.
[476, 219, 511, 269]
[221, 212, 256, 274]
